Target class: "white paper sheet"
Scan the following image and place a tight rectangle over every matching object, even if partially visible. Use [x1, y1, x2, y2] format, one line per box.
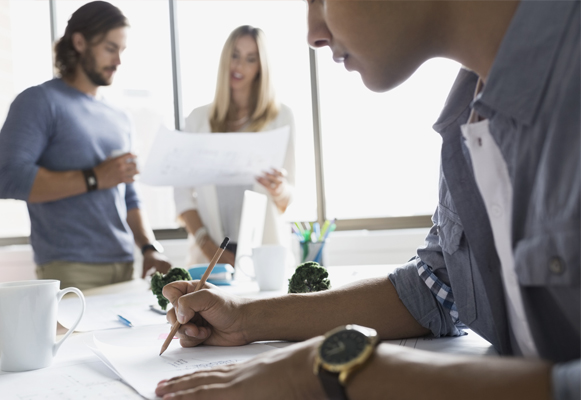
[0, 359, 142, 400]
[58, 290, 168, 332]
[139, 125, 290, 187]
[385, 330, 498, 356]
[93, 337, 275, 399]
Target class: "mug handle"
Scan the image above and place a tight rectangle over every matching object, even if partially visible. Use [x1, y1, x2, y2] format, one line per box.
[236, 254, 255, 278]
[53, 287, 86, 356]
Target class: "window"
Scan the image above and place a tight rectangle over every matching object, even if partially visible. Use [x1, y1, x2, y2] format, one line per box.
[0, 0, 461, 242]
[176, 0, 317, 223]
[0, 0, 52, 238]
[317, 50, 460, 220]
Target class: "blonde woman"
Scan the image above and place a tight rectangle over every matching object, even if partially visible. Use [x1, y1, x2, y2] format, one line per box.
[174, 25, 296, 267]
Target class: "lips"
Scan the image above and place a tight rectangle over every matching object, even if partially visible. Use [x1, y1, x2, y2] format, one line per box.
[332, 54, 346, 63]
[232, 72, 243, 80]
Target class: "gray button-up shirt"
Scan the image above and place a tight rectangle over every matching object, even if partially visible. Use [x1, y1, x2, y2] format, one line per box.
[389, 1, 580, 398]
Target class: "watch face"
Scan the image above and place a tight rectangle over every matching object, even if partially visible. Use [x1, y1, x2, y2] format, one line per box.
[320, 329, 367, 365]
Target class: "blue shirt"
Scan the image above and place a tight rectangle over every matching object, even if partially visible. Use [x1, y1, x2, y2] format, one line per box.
[388, 1, 579, 399]
[0, 78, 140, 265]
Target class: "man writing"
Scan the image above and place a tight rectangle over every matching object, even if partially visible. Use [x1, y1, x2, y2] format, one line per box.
[156, 1, 579, 399]
[0, 1, 171, 290]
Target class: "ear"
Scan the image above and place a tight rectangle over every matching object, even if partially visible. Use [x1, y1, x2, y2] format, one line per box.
[71, 32, 87, 53]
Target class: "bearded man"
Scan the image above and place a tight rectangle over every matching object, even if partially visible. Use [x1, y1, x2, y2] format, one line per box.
[0, 1, 170, 290]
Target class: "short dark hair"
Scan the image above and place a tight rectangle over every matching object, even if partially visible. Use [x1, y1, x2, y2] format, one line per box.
[54, 1, 128, 79]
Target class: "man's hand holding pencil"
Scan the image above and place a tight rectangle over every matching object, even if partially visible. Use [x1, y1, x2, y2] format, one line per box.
[161, 280, 249, 348]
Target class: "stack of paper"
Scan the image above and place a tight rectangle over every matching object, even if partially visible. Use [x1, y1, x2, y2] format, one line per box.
[90, 326, 276, 399]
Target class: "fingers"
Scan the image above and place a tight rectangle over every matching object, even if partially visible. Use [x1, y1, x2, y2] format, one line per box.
[113, 153, 139, 180]
[177, 323, 212, 347]
[141, 264, 152, 279]
[94, 152, 139, 188]
[166, 306, 212, 347]
[175, 289, 216, 324]
[162, 281, 199, 304]
[163, 282, 217, 323]
[156, 368, 238, 399]
[256, 169, 286, 194]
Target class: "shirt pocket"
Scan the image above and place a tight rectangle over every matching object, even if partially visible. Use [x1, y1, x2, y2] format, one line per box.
[514, 224, 579, 286]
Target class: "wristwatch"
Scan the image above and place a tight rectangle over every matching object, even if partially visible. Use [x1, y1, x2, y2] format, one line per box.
[141, 241, 164, 256]
[313, 324, 379, 400]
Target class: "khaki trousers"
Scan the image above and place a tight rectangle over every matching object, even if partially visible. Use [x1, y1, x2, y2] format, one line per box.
[36, 260, 134, 291]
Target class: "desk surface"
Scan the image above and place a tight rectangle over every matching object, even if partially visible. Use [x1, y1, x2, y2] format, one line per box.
[2, 265, 496, 399]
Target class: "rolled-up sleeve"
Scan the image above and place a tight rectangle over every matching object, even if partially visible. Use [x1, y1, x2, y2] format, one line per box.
[552, 360, 580, 400]
[0, 87, 52, 200]
[388, 206, 463, 337]
[124, 182, 140, 211]
[389, 255, 461, 338]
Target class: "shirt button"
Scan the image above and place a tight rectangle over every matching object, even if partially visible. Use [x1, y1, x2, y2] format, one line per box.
[549, 257, 565, 275]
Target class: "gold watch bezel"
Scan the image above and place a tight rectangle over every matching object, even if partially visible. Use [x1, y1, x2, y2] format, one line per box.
[313, 324, 379, 385]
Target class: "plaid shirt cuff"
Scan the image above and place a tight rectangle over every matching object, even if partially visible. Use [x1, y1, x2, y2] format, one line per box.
[416, 259, 460, 324]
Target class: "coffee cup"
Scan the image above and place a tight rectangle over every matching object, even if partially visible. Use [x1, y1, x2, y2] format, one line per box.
[0, 280, 85, 372]
[239, 245, 288, 291]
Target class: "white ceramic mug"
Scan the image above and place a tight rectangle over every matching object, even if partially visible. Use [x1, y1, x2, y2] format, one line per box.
[239, 245, 288, 291]
[0, 280, 85, 372]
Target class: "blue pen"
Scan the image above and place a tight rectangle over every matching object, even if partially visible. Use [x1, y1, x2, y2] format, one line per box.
[313, 222, 336, 264]
[313, 222, 320, 241]
[117, 314, 133, 327]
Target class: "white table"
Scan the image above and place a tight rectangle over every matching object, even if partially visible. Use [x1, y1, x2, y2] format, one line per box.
[0, 265, 496, 399]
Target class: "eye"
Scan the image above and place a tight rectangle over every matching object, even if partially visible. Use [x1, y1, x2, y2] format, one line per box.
[247, 57, 257, 63]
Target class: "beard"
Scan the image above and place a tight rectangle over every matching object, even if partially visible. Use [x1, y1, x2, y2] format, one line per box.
[79, 48, 115, 86]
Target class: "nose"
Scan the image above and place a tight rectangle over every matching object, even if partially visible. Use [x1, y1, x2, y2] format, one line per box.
[114, 51, 122, 66]
[231, 57, 241, 70]
[307, 1, 331, 49]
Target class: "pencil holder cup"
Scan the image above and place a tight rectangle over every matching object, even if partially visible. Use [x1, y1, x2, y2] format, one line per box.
[301, 240, 327, 266]
[0, 280, 85, 372]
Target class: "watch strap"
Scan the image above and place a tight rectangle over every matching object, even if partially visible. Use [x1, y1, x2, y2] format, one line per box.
[141, 243, 157, 255]
[82, 168, 98, 192]
[318, 368, 349, 400]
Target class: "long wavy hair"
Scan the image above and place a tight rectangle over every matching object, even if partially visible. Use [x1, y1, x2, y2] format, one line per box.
[209, 25, 279, 133]
[54, 1, 128, 79]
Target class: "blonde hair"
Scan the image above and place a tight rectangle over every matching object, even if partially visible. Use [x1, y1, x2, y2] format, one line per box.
[210, 25, 279, 133]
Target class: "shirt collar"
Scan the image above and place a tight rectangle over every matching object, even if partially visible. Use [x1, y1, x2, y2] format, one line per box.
[432, 67, 478, 134]
[474, 0, 578, 125]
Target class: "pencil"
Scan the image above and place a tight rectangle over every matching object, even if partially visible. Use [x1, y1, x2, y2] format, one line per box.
[159, 236, 230, 356]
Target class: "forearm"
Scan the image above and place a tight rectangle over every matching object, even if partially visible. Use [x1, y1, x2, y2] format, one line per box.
[180, 209, 204, 236]
[272, 184, 293, 213]
[28, 167, 87, 203]
[348, 344, 552, 400]
[127, 208, 155, 249]
[180, 209, 217, 258]
[242, 277, 429, 342]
